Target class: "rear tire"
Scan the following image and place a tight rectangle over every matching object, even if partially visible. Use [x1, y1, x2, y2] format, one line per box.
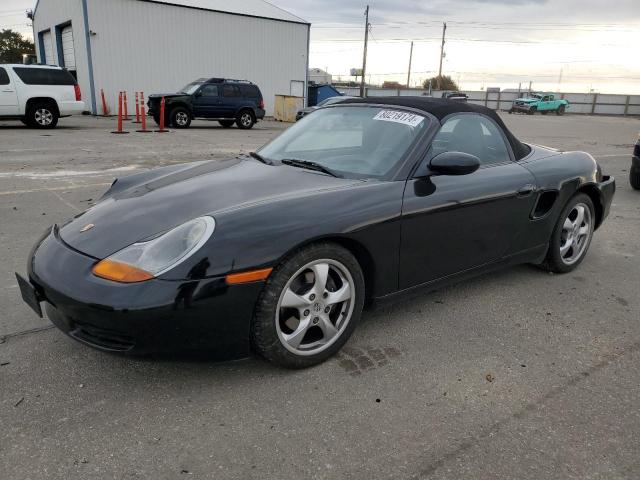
[26, 102, 59, 129]
[556, 105, 566, 116]
[630, 167, 640, 190]
[170, 107, 191, 128]
[252, 243, 365, 369]
[219, 120, 234, 128]
[539, 193, 595, 273]
[236, 110, 255, 130]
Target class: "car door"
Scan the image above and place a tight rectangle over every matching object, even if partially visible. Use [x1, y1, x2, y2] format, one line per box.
[220, 84, 242, 118]
[0, 67, 19, 116]
[192, 84, 221, 118]
[539, 95, 553, 111]
[399, 113, 538, 289]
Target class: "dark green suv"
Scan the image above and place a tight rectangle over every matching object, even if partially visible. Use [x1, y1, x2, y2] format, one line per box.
[148, 78, 265, 129]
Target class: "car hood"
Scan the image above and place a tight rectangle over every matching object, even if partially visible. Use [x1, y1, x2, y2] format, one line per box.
[148, 93, 190, 101]
[59, 159, 361, 259]
[515, 97, 538, 103]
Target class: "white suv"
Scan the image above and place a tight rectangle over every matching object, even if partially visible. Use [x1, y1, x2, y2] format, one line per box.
[0, 64, 85, 129]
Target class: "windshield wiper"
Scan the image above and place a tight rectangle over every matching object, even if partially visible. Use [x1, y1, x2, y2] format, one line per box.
[280, 159, 341, 178]
[249, 152, 272, 165]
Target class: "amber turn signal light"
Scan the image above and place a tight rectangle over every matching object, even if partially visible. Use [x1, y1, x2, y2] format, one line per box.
[225, 268, 273, 285]
[92, 260, 155, 283]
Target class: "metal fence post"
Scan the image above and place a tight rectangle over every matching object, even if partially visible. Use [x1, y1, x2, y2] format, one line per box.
[591, 93, 598, 115]
[484, 90, 489, 107]
[496, 91, 501, 111]
[624, 95, 630, 116]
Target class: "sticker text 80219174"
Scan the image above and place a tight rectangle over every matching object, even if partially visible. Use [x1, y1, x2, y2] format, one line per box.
[373, 110, 424, 127]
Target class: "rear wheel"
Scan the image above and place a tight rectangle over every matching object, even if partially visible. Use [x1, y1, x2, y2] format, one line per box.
[236, 110, 255, 130]
[27, 102, 59, 129]
[540, 193, 595, 273]
[252, 243, 365, 369]
[170, 107, 191, 128]
[556, 105, 566, 116]
[219, 120, 234, 128]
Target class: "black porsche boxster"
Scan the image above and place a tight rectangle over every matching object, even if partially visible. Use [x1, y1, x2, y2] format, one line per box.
[18, 97, 615, 368]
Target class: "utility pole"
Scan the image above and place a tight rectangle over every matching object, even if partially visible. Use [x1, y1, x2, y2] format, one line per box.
[406, 41, 414, 88]
[360, 5, 370, 98]
[437, 22, 447, 90]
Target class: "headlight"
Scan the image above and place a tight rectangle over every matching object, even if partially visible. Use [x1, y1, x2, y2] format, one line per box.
[92, 216, 215, 283]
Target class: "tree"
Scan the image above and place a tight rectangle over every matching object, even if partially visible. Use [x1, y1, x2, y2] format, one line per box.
[382, 81, 403, 89]
[423, 75, 459, 91]
[0, 29, 35, 64]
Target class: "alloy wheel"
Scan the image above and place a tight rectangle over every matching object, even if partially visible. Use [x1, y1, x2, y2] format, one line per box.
[560, 203, 592, 265]
[175, 112, 189, 126]
[240, 113, 252, 127]
[276, 259, 355, 356]
[35, 108, 53, 126]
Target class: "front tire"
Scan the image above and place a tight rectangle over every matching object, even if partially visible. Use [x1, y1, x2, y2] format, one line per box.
[540, 193, 595, 273]
[27, 102, 59, 129]
[236, 110, 255, 130]
[252, 243, 365, 369]
[527, 107, 537, 116]
[170, 107, 191, 128]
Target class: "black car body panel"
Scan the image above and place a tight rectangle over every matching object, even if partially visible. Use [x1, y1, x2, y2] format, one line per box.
[21, 98, 616, 358]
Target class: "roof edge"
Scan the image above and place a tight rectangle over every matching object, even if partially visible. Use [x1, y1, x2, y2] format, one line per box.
[138, 0, 310, 25]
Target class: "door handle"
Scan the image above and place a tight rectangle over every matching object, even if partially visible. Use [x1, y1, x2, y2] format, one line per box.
[2, 89, 14, 93]
[517, 184, 536, 197]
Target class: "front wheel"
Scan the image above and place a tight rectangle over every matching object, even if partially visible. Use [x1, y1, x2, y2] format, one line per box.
[252, 243, 365, 369]
[630, 166, 640, 190]
[170, 107, 191, 128]
[236, 110, 255, 130]
[527, 107, 537, 116]
[540, 193, 595, 273]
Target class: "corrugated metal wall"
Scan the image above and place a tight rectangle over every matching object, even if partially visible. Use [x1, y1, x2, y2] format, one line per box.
[33, 0, 93, 112]
[87, 0, 309, 116]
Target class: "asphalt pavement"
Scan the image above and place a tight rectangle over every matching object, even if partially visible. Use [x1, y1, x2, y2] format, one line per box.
[1, 113, 639, 479]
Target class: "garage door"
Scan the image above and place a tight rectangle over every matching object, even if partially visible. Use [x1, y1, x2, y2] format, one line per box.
[42, 30, 53, 65]
[61, 25, 76, 69]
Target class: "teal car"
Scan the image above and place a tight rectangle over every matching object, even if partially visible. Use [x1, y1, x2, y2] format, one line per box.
[510, 93, 569, 116]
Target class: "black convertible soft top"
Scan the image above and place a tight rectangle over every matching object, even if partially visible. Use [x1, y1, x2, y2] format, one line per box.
[340, 96, 531, 160]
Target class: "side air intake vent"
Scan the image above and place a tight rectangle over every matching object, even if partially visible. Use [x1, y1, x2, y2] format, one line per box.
[532, 191, 559, 219]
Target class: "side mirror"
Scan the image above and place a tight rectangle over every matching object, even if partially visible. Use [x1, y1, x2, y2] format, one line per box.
[194, 90, 203, 98]
[429, 151, 481, 176]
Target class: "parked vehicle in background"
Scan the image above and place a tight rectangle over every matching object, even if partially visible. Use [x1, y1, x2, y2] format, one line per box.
[510, 93, 569, 116]
[295, 96, 357, 121]
[0, 64, 84, 129]
[441, 91, 468, 102]
[631, 132, 640, 190]
[148, 78, 266, 130]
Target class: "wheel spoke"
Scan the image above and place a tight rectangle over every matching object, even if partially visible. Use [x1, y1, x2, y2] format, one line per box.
[281, 287, 311, 309]
[326, 283, 351, 306]
[284, 318, 311, 349]
[560, 239, 572, 256]
[563, 218, 573, 232]
[311, 263, 329, 295]
[318, 316, 338, 340]
[574, 206, 585, 227]
[578, 225, 589, 236]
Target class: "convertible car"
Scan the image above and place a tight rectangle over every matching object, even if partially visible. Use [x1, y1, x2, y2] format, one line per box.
[17, 98, 615, 368]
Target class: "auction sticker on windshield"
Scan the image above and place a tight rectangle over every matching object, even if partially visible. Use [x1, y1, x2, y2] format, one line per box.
[373, 110, 424, 127]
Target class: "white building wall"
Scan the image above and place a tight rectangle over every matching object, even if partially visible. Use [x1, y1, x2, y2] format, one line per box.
[86, 0, 309, 116]
[32, 0, 94, 112]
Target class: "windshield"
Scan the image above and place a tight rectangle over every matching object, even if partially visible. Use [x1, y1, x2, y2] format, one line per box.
[259, 106, 429, 179]
[179, 82, 202, 95]
[531, 94, 543, 99]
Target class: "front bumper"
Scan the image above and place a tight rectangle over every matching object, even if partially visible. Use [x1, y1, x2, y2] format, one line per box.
[511, 103, 534, 112]
[24, 229, 263, 358]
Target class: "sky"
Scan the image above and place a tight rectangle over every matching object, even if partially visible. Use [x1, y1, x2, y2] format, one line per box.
[2, 0, 639, 94]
